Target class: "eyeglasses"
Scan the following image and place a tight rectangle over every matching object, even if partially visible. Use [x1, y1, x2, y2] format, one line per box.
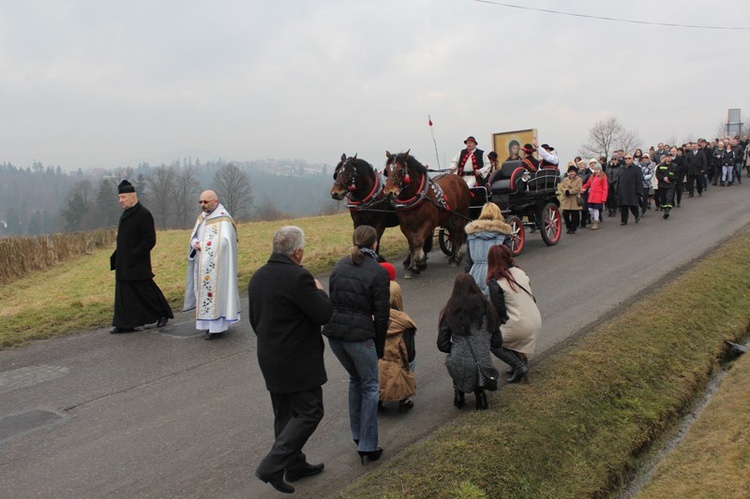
[625, 157, 633, 160]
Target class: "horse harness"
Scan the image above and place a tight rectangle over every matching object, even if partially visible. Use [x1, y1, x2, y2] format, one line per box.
[387, 163, 451, 212]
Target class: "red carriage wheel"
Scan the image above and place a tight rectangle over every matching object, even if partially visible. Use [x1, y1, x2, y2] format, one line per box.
[504, 215, 525, 256]
[540, 202, 562, 246]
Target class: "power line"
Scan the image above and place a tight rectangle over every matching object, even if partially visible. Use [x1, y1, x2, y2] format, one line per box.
[473, 0, 750, 30]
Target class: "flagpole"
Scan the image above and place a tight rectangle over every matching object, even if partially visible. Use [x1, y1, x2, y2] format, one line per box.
[428, 115, 442, 170]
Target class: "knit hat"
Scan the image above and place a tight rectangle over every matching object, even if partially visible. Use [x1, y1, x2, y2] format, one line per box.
[379, 262, 396, 281]
[118, 180, 135, 194]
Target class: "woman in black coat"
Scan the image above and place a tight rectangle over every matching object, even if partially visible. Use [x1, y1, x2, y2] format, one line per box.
[323, 225, 390, 464]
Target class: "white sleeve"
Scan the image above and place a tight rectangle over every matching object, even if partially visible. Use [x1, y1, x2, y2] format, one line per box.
[537, 146, 559, 165]
[450, 153, 460, 173]
[479, 153, 492, 178]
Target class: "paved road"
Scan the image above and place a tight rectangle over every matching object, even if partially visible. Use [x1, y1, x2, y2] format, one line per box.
[2, 184, 750, 498]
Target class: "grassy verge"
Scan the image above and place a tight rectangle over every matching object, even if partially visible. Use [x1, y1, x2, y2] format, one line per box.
[638, 350, 750, 498]
[0, 213, 408, 349]
[340, 230, 750, 498]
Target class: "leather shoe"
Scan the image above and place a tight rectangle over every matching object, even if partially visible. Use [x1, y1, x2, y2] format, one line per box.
[285, 462, 324, 482]
[256, 472, 295, 494]
[156, 316, 168, 328]
[110, 327, 135, 334]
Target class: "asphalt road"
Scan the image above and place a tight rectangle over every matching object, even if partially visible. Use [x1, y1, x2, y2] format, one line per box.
[2, 183, 750, 498]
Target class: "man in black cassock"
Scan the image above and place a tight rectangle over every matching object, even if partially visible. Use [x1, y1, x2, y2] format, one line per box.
[109, 180, 173, 333]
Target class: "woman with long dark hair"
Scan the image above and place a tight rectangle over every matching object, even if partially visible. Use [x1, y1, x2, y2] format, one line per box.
[324, 225, 390, 464]
[486, 245, 542, 383]
[437, 274, 502, 410]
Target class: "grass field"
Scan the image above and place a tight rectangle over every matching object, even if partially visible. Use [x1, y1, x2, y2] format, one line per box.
[0, 213, 408, 348]
[339, 229, 750, 498]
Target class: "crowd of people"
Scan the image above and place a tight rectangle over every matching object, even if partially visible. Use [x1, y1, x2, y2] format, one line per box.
[559, 136, 750, 230]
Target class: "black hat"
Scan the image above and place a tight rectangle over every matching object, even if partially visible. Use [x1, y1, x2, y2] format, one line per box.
[541, 143, 554, 151]
[464, 136, 477, 145]
[567, 164, 578, 173]
[521, 143, 534, 154]
[118, 180, 136, 194]
[488, 151, 498, 161]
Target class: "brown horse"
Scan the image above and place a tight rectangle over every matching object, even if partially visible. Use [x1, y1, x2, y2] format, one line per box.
[330, 153, 401, 254]
[383, 150, 470, 278]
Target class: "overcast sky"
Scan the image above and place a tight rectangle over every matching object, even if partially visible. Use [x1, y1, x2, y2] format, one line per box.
[1, 0, 748, 171]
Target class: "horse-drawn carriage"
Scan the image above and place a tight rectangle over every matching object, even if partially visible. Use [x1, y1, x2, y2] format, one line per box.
[437, 159, 563, 257]
[331, 152, 561, 278]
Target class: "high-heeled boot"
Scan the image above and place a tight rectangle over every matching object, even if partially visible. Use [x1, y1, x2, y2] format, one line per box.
[474, 388, 488, 410]
[492, 347, 528, 383]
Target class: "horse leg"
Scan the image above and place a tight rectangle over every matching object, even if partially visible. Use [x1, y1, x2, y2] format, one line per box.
[403, 235, 427, 279]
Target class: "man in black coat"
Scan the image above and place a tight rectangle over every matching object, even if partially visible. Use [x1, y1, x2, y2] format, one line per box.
[110, 180, 172, 333]
[685, 142, 706, 197]
[248, 225, 333, 494]
[616, 154, 643, 225]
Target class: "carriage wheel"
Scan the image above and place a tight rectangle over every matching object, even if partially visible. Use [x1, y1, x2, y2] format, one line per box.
[504, 215, 525, 256]
[539, 203, 562, 246]
[438, 228, 452, 256]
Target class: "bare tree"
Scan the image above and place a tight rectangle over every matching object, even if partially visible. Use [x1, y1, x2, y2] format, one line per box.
[171, 165, 200, 229]
[579, 117, 642, 158]
[147, 164, 176, 229]
[212, 162, 254, 221]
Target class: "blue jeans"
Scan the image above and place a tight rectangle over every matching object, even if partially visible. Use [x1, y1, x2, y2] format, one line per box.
[328, 338, 379, 452]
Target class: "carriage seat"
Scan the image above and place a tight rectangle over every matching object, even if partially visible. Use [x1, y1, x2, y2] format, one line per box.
[490, 160, 525, 194]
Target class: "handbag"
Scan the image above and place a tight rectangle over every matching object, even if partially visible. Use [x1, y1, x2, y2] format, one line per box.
[466, 339, 499, 391]
[576, 196, 583, 206]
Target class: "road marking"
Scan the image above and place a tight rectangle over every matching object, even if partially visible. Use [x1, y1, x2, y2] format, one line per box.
[0, 409, 66, 443]
[0, 365, 70, 394]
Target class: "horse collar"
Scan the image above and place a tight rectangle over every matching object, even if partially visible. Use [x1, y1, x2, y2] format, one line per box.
[346, 170, 383, 210]
[392, 171, 429, 209]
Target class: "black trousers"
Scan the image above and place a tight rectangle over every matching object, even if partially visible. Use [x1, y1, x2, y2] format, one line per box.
[675, 180, 684, 205]
[563, 210, 580, 232]
[620, 205, 639, 224]
[686, 175, 703, 196]
[658, 186, 675, 209]
[256, 386, 324, 480]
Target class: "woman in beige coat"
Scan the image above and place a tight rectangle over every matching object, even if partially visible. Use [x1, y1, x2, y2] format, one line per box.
[378, 281, 417, 412]
[486, 245, 542, 383]
[558, 163, 583, 234]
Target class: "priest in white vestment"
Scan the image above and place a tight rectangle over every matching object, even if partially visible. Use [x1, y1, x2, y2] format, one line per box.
[183, 190, 241, 340]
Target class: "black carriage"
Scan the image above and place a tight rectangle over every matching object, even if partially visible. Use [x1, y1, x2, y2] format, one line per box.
[438, 160, 562, 257]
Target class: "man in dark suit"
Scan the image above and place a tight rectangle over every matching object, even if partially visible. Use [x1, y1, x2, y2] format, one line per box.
[110, 180, 172, 333]
[248, 225, 333, 494]
[685, 142, 707, 197]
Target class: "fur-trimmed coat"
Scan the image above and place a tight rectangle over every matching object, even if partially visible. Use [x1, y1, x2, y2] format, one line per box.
[464, 218, 512, 295]
[379, 309, 417, 401]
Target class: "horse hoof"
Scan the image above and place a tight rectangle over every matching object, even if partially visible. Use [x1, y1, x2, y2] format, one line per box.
[404, 270, 418, 279]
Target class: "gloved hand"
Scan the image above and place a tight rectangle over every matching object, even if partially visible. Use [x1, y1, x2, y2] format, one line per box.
[565, 189, 570, 196]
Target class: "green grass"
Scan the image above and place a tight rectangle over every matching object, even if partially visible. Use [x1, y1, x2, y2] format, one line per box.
[0, 213, 408, 348]
[337, 230, 750, 498]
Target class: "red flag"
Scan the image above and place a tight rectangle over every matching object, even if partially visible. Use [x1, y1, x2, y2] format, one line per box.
[428, 115, 433, 127]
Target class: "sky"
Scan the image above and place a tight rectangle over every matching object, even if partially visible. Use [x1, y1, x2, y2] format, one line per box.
[1, 0, 748, 171]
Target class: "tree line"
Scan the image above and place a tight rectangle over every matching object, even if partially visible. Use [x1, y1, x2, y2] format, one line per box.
[0, 158, 342, 237]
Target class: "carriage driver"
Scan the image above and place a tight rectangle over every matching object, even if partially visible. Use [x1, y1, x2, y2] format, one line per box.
[450, 136, 492, 188]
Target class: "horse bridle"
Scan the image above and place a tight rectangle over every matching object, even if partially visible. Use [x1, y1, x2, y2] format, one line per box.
[334, 157, 358, 192]
[385, 155, 410, 192]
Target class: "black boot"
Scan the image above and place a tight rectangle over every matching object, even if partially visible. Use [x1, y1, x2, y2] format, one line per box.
[492, 347, 529, 383]
[474, 389, 488, 410]
[453, 388, 465, 408]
